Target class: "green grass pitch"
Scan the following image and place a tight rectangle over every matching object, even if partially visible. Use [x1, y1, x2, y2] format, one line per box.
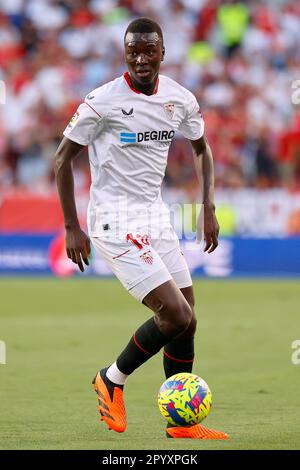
[0, 278, 299, 450]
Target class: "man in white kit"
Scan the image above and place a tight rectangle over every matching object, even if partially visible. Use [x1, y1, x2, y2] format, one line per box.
[54, 17, 227, 439]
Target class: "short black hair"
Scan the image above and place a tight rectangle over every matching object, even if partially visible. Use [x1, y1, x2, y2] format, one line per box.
[124, 17, 163, 44]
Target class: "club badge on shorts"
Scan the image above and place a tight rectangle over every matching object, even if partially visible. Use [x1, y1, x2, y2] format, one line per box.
[164, 103, 175, 120]
[140, 250, 153, 265]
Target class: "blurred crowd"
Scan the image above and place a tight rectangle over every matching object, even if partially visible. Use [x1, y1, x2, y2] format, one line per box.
[1, 0, 300, 197]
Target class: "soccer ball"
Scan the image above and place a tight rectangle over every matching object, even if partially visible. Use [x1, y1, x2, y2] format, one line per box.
[157, 372, 212, 426]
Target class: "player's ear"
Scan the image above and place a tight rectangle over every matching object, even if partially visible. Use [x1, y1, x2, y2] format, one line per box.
[161, 46, 165, 62]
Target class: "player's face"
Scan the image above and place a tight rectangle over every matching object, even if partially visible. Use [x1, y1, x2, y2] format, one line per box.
[124, 32, 164, 88]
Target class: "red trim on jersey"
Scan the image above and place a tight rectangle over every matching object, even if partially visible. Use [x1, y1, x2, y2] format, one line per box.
[163, 350, 194, 363]
[133, 334, 151, 355]
[84, 100, 102, 118]
[123, 72, 159, 95]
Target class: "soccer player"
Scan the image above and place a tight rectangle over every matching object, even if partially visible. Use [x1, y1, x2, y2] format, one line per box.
[54, 18, 227, 439]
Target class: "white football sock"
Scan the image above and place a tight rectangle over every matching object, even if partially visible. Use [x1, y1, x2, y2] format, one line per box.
[106, 362, 129, 385]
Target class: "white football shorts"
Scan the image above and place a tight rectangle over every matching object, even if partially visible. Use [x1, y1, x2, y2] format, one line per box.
[91, 229, 192, 302]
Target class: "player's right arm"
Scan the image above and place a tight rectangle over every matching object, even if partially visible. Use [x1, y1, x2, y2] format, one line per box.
[54, 136, 91, 272]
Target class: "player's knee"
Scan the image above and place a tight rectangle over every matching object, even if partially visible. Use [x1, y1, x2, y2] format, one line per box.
[158, 299, 193, 336]
[187, 313, 197, 336]
[174, 301, 193, 333]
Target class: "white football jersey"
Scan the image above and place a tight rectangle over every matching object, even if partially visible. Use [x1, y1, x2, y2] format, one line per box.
[63, 72, 204, 236]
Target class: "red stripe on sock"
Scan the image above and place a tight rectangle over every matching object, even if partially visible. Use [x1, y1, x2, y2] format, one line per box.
[133, 334, 151, 355]
[163, 350, 194, 363]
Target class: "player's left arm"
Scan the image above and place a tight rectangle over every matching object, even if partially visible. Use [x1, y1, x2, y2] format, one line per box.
[190, 135, 220, 253]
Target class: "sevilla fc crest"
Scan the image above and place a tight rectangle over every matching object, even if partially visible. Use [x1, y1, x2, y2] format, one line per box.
[164, 103, 175, 119]
[140, 250, 153, 265]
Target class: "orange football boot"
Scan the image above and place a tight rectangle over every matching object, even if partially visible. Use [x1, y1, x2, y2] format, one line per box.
[166, 423, 229, 440]
[92, 369, 127, 433]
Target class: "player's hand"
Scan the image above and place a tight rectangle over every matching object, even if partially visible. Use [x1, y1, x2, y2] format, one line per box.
[65, 226, 91, 272]
[196, 203, 219, 253]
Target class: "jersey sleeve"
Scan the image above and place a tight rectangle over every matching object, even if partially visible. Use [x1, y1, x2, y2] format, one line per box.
[63, 100, 104, 146]
[178, 94, 205, 140]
